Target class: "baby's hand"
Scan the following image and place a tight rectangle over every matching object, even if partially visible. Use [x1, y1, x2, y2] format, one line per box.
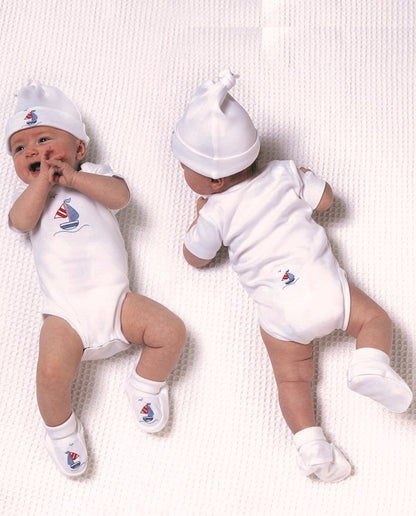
[45, 157, 77, 188]
[37, 157, 53, 184]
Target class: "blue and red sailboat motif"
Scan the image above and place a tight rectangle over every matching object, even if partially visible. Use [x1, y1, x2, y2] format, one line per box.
[24, 110, 37, 126]
[140, 402, 155, 423]
[282, 269, 296, 285]
[66, 450, 81, 470]
[54, 198, 79, 230]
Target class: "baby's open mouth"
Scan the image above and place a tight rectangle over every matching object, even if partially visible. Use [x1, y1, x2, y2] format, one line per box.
[30, 162, 41, 173]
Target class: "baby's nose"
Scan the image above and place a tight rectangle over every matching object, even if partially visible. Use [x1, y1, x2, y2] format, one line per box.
[25, 144, 39, 156]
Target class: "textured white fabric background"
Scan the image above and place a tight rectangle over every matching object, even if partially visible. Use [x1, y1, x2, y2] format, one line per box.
[1, 1, 415, 514]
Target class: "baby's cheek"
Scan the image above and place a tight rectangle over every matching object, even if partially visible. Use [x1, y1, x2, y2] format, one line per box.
[41, 148, 52, 160]
[53, 156, 66, 163]
[43, 147, 66, 161]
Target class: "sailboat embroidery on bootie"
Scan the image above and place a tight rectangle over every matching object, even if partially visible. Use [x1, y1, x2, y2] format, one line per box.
[53, 198, 89, 235]
[66, 450, 81, 470]
[139, 401, 158, 426]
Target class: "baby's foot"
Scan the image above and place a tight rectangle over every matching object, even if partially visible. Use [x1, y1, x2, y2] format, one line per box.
[294, 427, 351, 483]
[44, 413, 88, 477]
[125, 371, 169, 433]
[347, 348, 413, 413]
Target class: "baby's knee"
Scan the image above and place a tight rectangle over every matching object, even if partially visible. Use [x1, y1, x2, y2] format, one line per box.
[276, 354, 314, 385]
[37, 355, 75, 389]
[149, 309, 187, 353]
[375, 307, 392, 328]
[166, 314, 186, 351]
[361, 304, 392, 335]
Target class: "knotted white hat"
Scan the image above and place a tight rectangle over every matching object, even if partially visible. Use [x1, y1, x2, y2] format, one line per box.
[5, 80, 89, 154]
[171, 69, 260, 179]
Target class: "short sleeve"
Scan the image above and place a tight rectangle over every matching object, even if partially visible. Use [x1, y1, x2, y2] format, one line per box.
[299, 169, 326, 209]
[81, 162, 117, 177]
[184, 213, 222, 260]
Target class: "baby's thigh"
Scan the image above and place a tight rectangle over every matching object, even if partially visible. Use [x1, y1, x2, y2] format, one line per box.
[120, 292, 185, 346]
[38, 315, 84, 380]
[260, 327, 314, 383]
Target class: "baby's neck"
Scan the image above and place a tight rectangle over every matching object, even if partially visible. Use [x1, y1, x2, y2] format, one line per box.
[222, 164, 257, 191]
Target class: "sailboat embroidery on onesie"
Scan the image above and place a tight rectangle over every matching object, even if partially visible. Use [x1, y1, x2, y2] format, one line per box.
[53, 198, 89, 235]
[280, 269, 299, 288]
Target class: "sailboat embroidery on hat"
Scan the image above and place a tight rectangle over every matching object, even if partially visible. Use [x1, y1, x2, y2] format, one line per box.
[53, 198, 89, 235]
[24, 110, 38, 125]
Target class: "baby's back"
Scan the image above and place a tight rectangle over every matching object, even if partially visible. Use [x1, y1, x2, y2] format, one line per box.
[209, 160, 331, 297]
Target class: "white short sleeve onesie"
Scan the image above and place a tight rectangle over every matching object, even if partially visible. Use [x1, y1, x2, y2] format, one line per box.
[184, 160, 350, 344]
[10, 162, 131, 359]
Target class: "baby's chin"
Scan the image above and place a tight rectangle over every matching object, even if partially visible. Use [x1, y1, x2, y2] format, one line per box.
[20, 170, 40, 185]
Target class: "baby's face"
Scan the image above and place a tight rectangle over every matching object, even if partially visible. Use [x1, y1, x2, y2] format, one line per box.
[10, 126, 84, 184]
[181, 164, 216, 195]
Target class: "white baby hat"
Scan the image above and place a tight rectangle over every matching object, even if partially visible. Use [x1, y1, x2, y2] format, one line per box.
[171, 69, 260, 179]
[6, 80, 89, 153]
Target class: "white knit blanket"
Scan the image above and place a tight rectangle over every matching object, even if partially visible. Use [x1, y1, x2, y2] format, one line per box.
[1, 1, 415, 514]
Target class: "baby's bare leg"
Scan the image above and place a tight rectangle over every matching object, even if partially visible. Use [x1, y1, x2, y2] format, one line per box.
[37, 315, 84, 427]
[122, 293, 185, 433]
[346, 283, 412, 412]
[260, 328, 315, 434]
[261, 328, 351, 481]
[347, 284, 392, 353]
[121, 293, 186, 381]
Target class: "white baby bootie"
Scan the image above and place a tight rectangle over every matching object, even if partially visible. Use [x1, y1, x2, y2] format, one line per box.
[125, 370, 169, 433]
[44, 412, 88, 477]
[347, 347, 413, 413]
[294, 426, 351, 483]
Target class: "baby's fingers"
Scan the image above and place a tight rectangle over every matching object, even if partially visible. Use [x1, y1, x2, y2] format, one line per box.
[45, 157, 64, 168]
[49, 168, 61, 183]
[38, 159, 54, 180]
[43, 161, 61, 183]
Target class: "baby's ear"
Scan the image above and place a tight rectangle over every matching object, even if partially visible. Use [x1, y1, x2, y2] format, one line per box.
[210, 178, 225, 191]
[76, 141, 87, 160]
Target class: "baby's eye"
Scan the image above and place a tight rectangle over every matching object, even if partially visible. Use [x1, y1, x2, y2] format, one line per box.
[14, 145, 24, 153]
[39, 136, 50, 143]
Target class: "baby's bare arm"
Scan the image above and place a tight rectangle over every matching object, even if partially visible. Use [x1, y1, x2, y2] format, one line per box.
[186, 196, 207, 231]
[48, 158, 130, 210]
[314, 183, 333, 211]
[183, 196, 213, 267]
[70, 171, 129, 210]
[183, 245, 212, 267]
[9, 165, 52, 232]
